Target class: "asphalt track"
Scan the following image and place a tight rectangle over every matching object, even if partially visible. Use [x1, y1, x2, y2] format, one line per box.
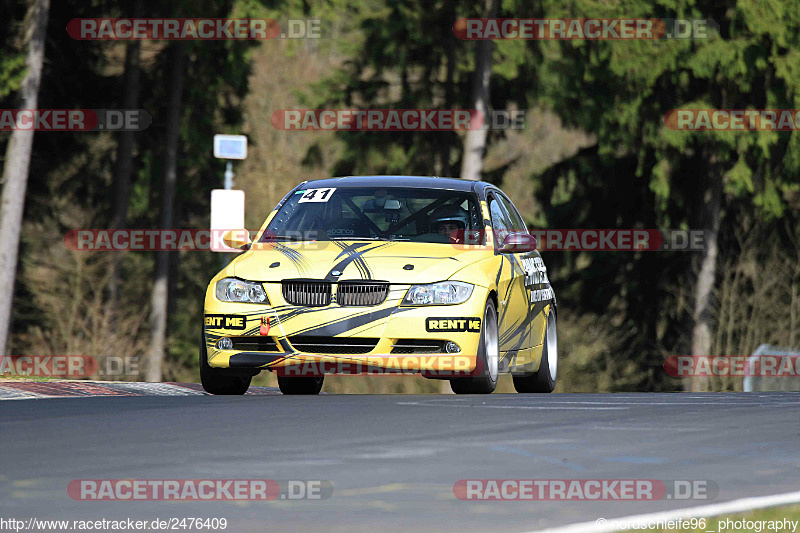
[2, 391, 800, 532]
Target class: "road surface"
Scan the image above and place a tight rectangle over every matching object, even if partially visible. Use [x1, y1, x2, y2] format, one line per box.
[2, 390, 799, 532]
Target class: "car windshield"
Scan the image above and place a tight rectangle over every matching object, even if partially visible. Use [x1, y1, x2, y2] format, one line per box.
[261, 186, 485, 244]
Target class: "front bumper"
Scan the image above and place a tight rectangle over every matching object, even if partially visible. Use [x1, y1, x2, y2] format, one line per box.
[203, 283, 488, 375]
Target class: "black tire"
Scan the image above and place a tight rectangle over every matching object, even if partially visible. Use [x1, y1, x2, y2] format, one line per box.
[200, 333, 251, 395]
[450, 299, 499, 394]
[513, 306, 557, 393]
[277, 375, 324, 395]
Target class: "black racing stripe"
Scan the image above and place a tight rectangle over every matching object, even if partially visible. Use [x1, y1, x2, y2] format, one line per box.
[326, 242, 370, 279]
[204, 330, 223, 343]
[498, 350, 519, 372]
[371, 255, 459, 261]
[280, 307, 364, 336]
[501, 256, 520, 321]
[236, 309, 273, 317]
[275, 299, 408, 330]
[274, 243, 300, 263]
[495, 256, 504, 289]
[501, 325, 529, 354]
[530, 300, 550, 317]
[265, 355, 292, 367]
[333, 242, 369, 279]
[204, 308, 271, 320]
[325, 242, 388, 280]
[499, 352, 515, 372]
[499, 316, 525, 344]
[495, 257, 508, 321]
[353, 254, 370, 279]
[266, 303, 300, 315]
[356, 256, 372, 279]
[290, 307, 398, 337]
[354, 243, 395, 280]
[349, 243, 377, 279]
[500, 319, 529, 354]
[500, 275, 519, 325]
[290, 306, 410, 337]
[279, 243, 308, 264]
[499, 301, 552, 353]
[519, 301, 550, 349]
[502, 273, 516, 303]
[275, 244, 310, 276]
[274, 305, 346, 325]
[332, 241, 372, 260]
[504, 269, 528, 324]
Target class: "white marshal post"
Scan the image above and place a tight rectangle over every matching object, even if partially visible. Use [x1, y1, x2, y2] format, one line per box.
[212, 134, 247, 253]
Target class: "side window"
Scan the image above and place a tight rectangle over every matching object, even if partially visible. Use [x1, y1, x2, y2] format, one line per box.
[498, 194, 527, 233]
[488, 194, 513, 247]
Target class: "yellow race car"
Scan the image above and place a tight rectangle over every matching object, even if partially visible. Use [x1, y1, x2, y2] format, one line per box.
[201, 176, 557, 395]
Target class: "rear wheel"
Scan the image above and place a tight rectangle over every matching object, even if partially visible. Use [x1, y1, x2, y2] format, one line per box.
[450, 299, 499, 394]
[200, 333, 251, 395]
[277, 375, 324, 395]
[513, 306, 557, 393]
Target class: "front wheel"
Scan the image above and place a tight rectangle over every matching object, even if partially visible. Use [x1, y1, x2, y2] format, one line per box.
[450, 299, 499, 394]
[200, 333, 251, 395]
[277, 376, 324, 395]
[513, 306, 557, 393]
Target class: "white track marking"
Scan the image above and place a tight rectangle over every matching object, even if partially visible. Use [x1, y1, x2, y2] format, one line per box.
[478, 405, 629, 410]
[524, 490, 800, 533]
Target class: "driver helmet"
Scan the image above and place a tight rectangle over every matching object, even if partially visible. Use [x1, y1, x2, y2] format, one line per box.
[429, 204, 469, 234]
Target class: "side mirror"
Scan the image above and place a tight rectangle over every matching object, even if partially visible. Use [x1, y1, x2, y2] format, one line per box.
[499, 232, 537, 253]
[222, 229, 252, 250]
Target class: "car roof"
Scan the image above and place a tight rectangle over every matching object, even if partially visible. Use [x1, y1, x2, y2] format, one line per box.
[298, 175, 491, 194]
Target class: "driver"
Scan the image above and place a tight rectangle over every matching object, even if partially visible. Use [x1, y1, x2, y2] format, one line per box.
[429, 204, 469, 243]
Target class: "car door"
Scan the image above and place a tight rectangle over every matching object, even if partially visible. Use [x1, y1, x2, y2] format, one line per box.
[487, 192, 532, 361]
[496, 193, 549, 349]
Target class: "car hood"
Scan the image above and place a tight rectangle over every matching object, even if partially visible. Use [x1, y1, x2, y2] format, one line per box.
[232, 240, 492, 284]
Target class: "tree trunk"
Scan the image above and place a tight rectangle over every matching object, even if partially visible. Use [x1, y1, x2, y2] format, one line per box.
[687, 162, 722, 392]
[108, 0, 142, 308]
[0, 0, 50, 356]
[439, 0, 455, 177]
[459, 0, 499, 181]
[144, 42, 186, 382]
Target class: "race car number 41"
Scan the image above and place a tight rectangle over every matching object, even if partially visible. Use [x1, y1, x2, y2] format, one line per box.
[298, 188, 336, 203]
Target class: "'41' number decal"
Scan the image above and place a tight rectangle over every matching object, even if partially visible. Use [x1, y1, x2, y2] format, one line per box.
[298, 187, 336, 203]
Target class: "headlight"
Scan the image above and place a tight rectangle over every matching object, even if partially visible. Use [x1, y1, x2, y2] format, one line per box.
[402, 282, 473, 306]
[215, 278, 269, 304]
